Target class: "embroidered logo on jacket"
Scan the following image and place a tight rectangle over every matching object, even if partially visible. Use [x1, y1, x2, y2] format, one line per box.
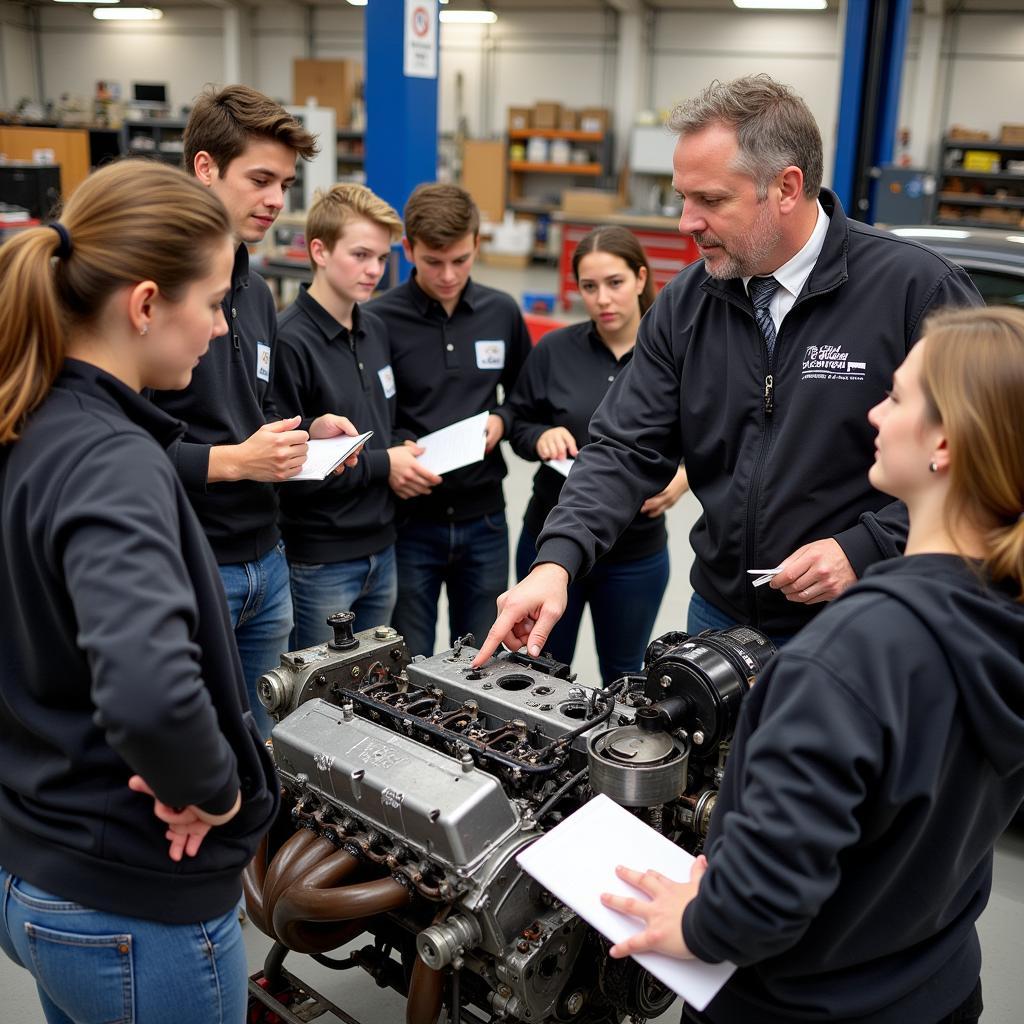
[801, 344, 866, 381]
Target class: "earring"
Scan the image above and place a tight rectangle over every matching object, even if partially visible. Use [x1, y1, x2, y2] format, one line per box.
[139, 324, 149, 336]
[928, 461, 937, 473]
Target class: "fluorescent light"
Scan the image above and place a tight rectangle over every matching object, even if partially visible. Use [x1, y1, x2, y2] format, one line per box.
[345, 0, 368, 6]
[55, 1, 120, 4]
[1006, 235, 1024, 245]
[733, 0, 827, 9]
[93, 7, 164, 19]
[440, 9, 497, 22]
[890, 228, 970, 240]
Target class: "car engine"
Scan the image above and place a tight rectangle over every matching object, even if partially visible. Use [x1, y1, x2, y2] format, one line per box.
[244, 613, 775, 1024]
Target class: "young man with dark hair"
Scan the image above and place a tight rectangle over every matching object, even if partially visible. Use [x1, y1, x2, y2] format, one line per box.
[151, 85, 358, 736]
[367, 183, 531, 656]
[273, 184, 441, 649]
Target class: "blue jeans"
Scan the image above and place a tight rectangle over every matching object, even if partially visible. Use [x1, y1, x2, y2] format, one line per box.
[219, 540, 293, 739]
[289, 545, 398, 650]
[516, 526, 670, 685]
[0, 868, 247, 1024]
[394, 513, 509, 656]
[687, 592, 794, 649]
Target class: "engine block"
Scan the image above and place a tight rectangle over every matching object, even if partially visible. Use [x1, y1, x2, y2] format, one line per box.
[245, 615, 775, 1024]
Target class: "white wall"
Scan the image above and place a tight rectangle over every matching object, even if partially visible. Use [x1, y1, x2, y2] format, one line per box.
[36, 5, 224, 115]
[941, 13, 1024, 139]
[650, 9, 842, 186]
[10, 4, 1024, 188]
[0, 1, 38, 109]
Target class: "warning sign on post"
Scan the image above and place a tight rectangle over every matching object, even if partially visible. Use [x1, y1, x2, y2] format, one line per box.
[404, 0, 438, 79]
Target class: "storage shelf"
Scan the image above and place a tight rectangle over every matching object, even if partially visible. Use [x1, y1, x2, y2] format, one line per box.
[935, 216, 1023, 230]
[942, 138, 1024, 153]
[509, 129, 605, 143]
[509, 161, 602, 175]
[940, 169, 1024, 183]
[938, 192, 1024, 209]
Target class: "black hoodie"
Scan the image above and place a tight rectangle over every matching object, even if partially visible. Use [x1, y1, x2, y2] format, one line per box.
[683, 554, 1024, 1023]
[0, 360, 279, 924]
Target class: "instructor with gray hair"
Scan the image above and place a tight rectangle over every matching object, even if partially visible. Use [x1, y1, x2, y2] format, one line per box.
[476, 74, 981, 662]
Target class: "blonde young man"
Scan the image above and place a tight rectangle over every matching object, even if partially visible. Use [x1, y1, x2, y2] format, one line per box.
[273, 185, 439, 647]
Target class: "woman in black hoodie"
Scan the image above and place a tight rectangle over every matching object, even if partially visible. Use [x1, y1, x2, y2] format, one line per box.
[603, 306, 1024, 1024]
[0, 160, 278, 1023]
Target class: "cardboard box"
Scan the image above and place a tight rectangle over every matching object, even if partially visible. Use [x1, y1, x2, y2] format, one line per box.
[578, 107, 610, 134]
[947, 125, 991, 142]
[999, 123, 1024, 145]
[462, 139, 506, 223]
[293, 59, 361, 127]
[533, 102, 563, 130]
[561, 188, 620, 217]
[558, 108, 578, 131]
[481, 251, 531, 269]
[508, 107, 532, 132]
[977, 206, 1022, 226]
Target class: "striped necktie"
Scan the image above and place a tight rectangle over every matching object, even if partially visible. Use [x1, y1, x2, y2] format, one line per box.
[748, 275, 781, 362]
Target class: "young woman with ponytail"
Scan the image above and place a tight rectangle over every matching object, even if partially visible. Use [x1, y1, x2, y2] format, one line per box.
[0, 160, 279, 1023]
[602, 306, 1024, 1024]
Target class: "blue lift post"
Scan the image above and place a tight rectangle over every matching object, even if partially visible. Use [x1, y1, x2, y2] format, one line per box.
[364, 0, 439, 283]
[832, 0, 912, 223]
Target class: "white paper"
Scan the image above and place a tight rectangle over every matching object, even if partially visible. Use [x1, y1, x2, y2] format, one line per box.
[416, 412, 488, 476]
[544, 457, 574, 478]
[516, 793, 735, 1012]
[289, 431, 373, 482]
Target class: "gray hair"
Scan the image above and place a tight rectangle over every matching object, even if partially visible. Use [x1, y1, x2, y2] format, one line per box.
[667, 75, 823, 200]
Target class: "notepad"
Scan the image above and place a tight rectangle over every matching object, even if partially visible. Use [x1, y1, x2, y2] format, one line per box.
[516, 793, 736, 1012]
[416, 412, 489, 476]
[288, 431, 373, 482]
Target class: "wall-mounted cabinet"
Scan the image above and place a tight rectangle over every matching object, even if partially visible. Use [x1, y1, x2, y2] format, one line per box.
[934, 138, 1024, 229]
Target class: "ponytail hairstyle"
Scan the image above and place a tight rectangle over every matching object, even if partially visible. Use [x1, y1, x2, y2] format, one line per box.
[0, 159, 232, 443]
[571, 225, 656, 316]
[919, 305, 1024, 601]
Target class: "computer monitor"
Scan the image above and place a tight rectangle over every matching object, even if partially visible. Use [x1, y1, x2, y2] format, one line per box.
[133, 83, 167, 104]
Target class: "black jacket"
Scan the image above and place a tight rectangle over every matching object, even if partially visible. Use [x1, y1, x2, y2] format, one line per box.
[273, 288, 396, 563]
[535, 191, 983, 634]
[508, 321, 667, 563]
[684, 554, 1024, 1023]
[150, 244, 283, 564]
[0, 360, 279, 924]
[366, 273, 531, 522]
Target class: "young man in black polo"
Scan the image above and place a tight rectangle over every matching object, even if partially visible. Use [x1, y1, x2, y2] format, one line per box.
[273, 184, 441, 649]
[150, 85, 358, 737]
[367, 184, 531, 656]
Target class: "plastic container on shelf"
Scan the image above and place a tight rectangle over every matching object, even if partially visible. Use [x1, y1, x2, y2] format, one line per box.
[549, 139, 571, 165]
[526, 137, 549, 163]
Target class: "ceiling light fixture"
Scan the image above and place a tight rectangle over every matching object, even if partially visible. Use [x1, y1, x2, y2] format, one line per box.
[440, 9, 497, 22]
[733, 0, 827, 9]
[93, 7, 164, 20]
[345, 0, 368, 6]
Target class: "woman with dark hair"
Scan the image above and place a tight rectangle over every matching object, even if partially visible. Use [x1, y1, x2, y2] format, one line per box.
[0, 160, 278, 1023]
[509, 225, 687, 682]
[603, 306, 1024, 1024]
